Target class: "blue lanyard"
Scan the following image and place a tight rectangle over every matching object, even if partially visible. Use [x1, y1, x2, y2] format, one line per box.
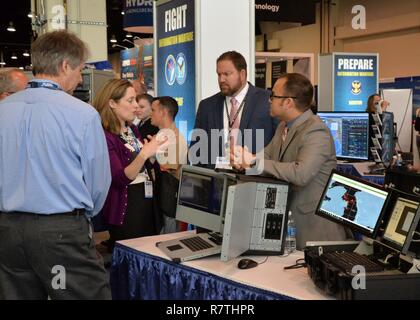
[27, 81, 62, 91]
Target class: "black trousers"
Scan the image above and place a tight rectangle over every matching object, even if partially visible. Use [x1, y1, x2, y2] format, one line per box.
[0, 211, 111, 300]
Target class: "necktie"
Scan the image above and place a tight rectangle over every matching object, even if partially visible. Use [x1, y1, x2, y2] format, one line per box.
[282, 126, 289, 142]
[229, 97, 240, 150]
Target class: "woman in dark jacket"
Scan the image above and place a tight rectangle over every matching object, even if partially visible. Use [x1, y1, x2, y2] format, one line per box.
[93, 79, 166, 249]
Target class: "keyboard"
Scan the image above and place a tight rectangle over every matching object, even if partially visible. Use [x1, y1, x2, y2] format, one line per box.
[321, 251, 384, 273]
[208, 232, 223, 245]
[180, 236, 214, 252]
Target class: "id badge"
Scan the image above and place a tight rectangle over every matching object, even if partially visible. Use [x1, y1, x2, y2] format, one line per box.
[215, 156, 232, 170]
[144, 180, 153, 198]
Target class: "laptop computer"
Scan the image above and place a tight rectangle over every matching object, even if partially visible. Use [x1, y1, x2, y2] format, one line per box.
[156, 232, 223, 262]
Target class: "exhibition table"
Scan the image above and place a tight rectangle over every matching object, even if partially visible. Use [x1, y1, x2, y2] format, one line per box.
[110, 232, 331, 300]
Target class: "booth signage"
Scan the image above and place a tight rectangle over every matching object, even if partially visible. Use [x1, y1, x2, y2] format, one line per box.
[123, 0, 153, 33]
[255, 0, 316, 25]
[120, 47, 140, 80]
[333, 53, 378, 112]
[156, 0, 196, 140]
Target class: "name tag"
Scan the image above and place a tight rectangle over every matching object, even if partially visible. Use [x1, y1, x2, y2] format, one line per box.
[144, 181, 153, 198]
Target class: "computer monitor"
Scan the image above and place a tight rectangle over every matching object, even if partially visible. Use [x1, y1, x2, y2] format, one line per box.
[317, 112, 370, 161]
[381, 197, 420, 252]
[176, 165, 235, 233]
[316, 170, 389, 237]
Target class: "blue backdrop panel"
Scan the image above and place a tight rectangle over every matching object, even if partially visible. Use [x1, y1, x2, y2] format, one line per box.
[156, 0, 196, 141]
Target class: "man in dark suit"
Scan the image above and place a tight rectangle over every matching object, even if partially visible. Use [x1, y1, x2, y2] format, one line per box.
[191, 51, 277, 168]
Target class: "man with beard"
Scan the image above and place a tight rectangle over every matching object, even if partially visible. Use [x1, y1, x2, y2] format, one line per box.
[192, 51, 277, 168]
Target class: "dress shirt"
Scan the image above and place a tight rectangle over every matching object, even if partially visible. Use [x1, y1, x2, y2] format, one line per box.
[0, 79, 111, 216]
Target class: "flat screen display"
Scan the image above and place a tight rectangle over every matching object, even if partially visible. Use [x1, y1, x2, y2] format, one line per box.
[318, 112, 370, 161]
[316, 170, 389, 237]
[382, 197, 419, 250]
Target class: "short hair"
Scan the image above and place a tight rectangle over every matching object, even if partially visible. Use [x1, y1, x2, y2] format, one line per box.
[31, 30, 89, 76]
[154, 96, 178, 120]
[0, 68, 26, 94]
[216, 51, 247, 74]
[92, 79, 133, 135]
[136, 93, 154, 105]
[366, 93, 381, 113]
[276, 73, 314, 112]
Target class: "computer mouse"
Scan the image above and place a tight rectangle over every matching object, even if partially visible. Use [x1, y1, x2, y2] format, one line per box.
[237, 258, 258, 270]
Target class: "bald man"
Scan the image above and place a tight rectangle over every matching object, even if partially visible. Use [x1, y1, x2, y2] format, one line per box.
[0, 68, 29, 101]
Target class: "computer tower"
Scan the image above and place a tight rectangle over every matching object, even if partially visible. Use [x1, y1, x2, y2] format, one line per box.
[73, 69, 115, 104]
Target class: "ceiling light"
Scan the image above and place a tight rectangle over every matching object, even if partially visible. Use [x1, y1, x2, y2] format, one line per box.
[126, 32, 133, 38]
[23, 51, 30, 57]
[110, 35, 117, 43]
[121, 11, 125, 15]
[11, 53, 18, 60]
[19, 67, 24, 70]
[112, 44, 129, 50]
[0, 61, 6, 66]
[7, 22, 16, 32]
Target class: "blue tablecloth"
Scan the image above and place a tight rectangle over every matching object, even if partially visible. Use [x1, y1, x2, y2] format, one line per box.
[110, 243, 292, 300]
[336, 163, 384, 185]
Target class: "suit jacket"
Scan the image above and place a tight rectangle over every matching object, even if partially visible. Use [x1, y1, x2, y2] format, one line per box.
[262, 110, 348, 249]
[137, 118, 159, 140]
[193, 83, 277, 168]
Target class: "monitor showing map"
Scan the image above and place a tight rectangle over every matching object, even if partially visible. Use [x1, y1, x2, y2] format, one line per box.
[316, 170, 389, 237]
[318, 112, 370, 161]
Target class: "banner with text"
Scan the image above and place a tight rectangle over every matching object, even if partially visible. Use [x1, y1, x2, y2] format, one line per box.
[156, 0, 195, 141]
[120, 47, 140, 80]
[333, 53, 378, 112]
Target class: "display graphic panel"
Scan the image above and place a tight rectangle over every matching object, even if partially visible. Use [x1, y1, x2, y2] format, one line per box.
[156, 0, 196, 141]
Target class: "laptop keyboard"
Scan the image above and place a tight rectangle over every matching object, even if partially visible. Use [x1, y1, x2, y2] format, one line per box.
[322, 251, 384, 273]
[180, 236, 214, 252]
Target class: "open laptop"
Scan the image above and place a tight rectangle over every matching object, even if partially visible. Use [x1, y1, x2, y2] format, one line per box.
[156, 166, 233, 262]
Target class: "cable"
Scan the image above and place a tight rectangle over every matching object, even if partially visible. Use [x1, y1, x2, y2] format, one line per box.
[257, 256, 269, 266]
[284, 258, 307, 270]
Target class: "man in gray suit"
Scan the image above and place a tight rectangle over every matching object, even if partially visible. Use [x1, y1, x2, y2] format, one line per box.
[231, 73, 348, 249]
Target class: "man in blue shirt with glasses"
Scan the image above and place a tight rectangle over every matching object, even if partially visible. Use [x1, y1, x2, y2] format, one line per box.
[0, 31, 111, 299]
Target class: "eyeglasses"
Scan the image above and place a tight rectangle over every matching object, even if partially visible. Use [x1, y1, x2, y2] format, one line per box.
[269, 92, 297, 101]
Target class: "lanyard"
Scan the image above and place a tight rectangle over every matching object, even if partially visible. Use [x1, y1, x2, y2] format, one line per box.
[224, 95, 247, 131]
[27, 81, 62, 91]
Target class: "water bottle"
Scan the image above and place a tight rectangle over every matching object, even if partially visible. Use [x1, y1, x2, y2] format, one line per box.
[285, 211, 297, 254]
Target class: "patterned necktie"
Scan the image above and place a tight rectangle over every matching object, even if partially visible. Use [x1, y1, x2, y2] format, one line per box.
[229, 97, 240, 149]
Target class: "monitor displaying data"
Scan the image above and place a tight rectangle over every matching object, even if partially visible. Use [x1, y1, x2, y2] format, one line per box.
[382, 197, 419, 250]
[316, 171, 389, 237]
[176, 165, 234, 233]
[178, 171, 224, 215]
[318, 112, 370, 161]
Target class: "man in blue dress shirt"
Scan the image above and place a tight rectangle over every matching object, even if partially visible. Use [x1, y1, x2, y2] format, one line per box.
[0, 31, 112, 299]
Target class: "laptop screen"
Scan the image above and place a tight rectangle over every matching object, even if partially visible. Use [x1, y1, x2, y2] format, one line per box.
[316, 171, 389, 237]
[178, 171, 224, 215]
[382, 197, 419, 250]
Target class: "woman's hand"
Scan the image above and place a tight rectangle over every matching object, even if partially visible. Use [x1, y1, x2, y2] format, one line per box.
[140, 134, 168, 160]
